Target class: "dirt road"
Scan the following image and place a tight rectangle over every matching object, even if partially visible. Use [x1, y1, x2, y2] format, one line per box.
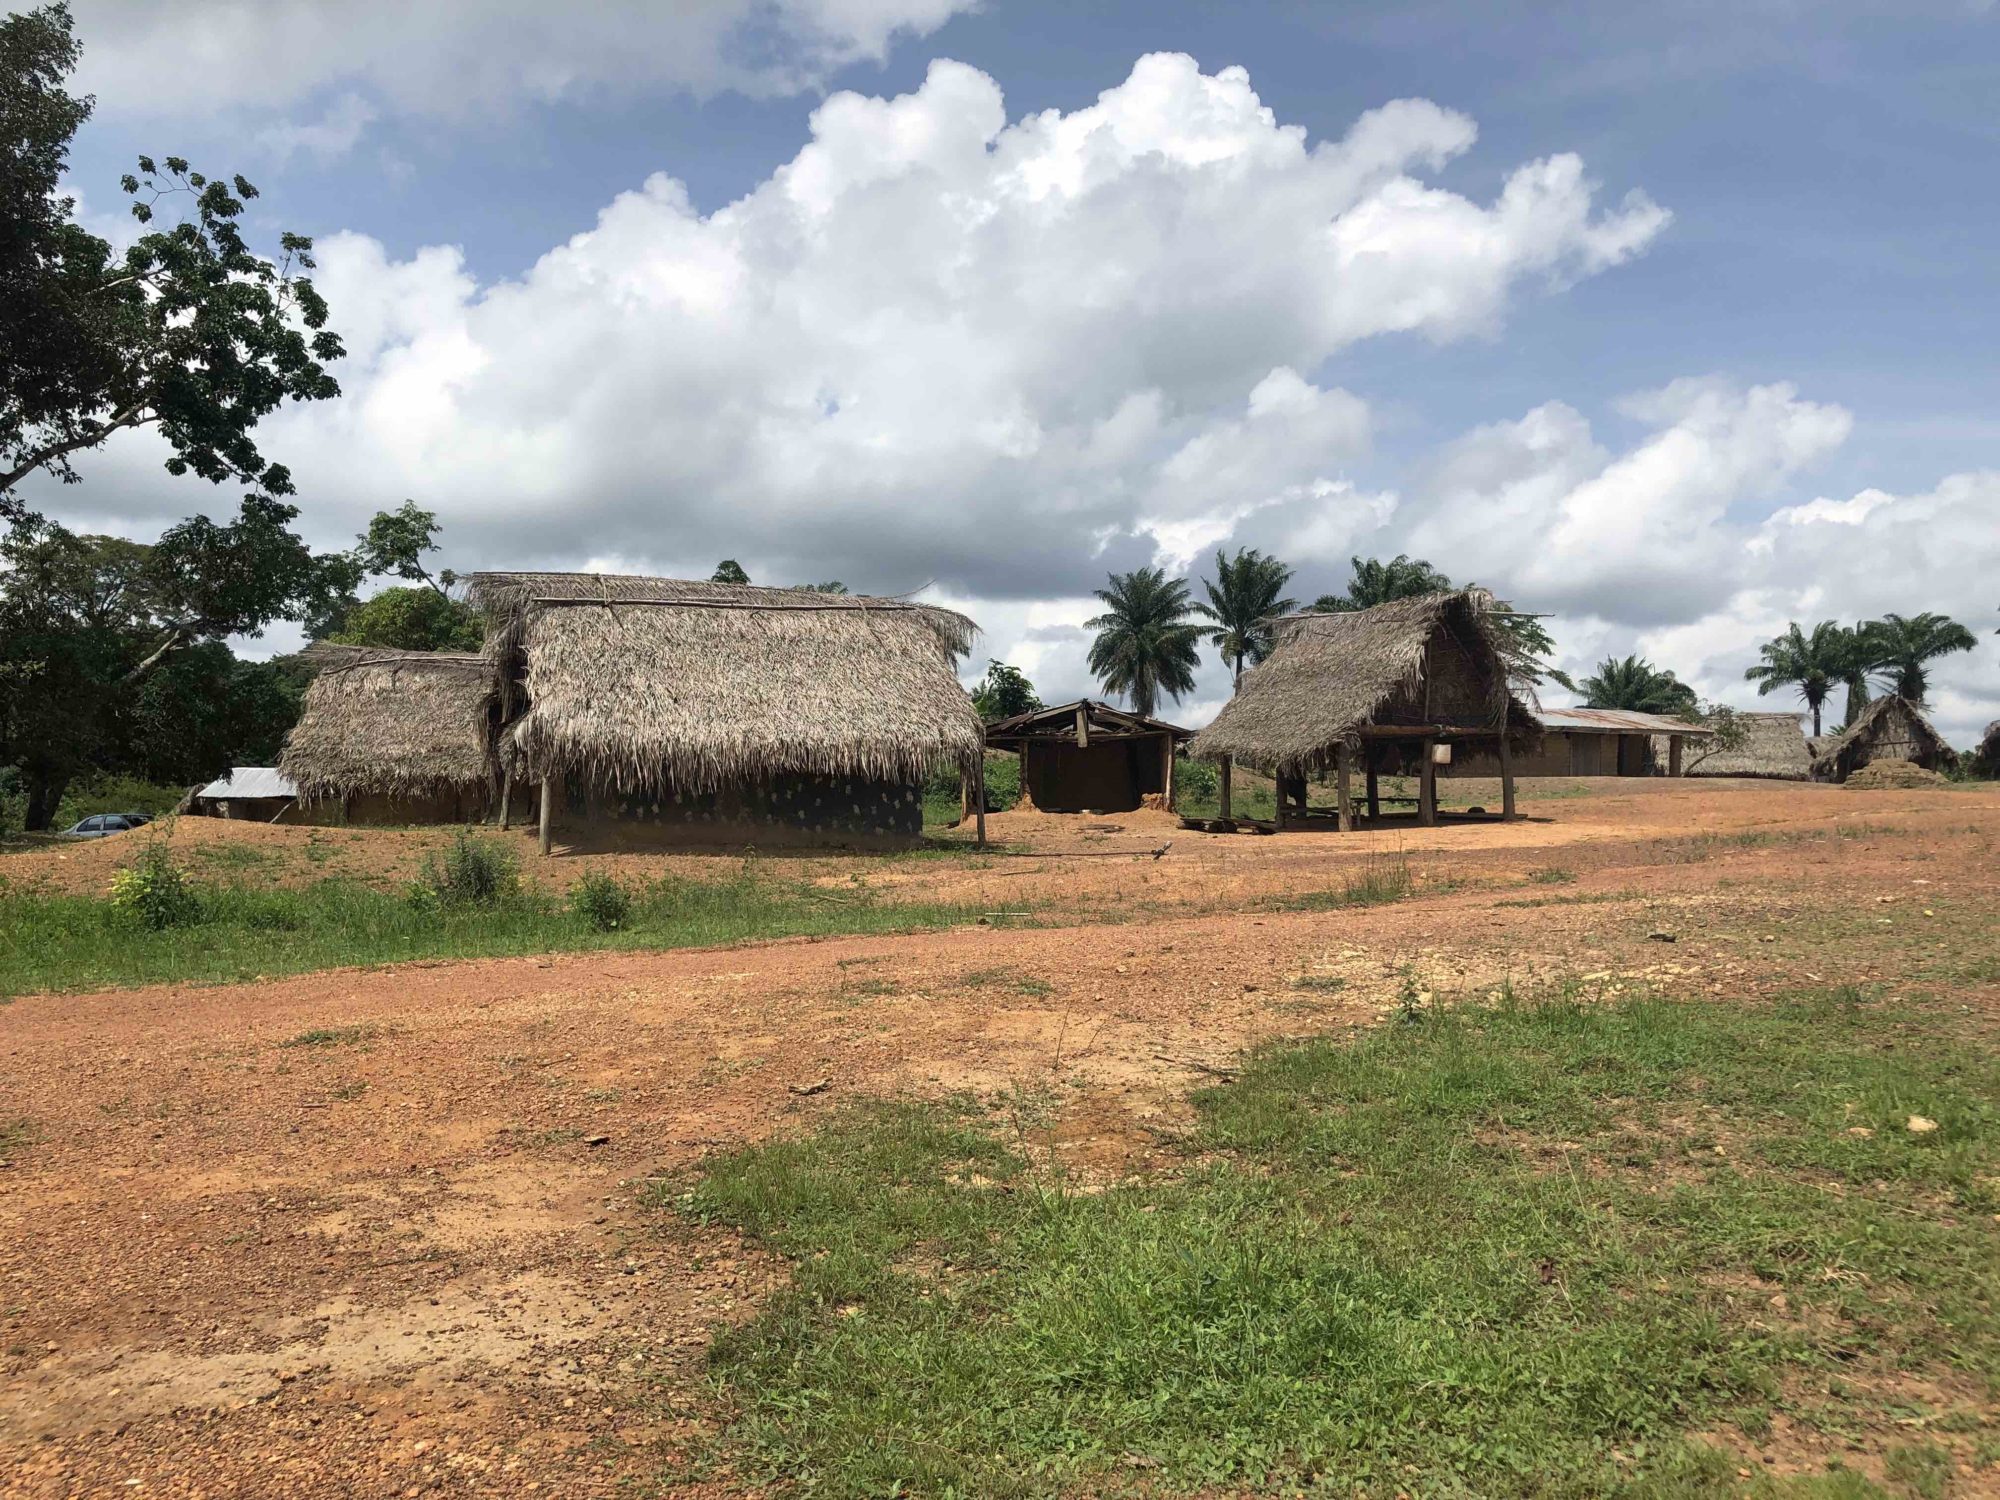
[3, 780, 1996, 1496]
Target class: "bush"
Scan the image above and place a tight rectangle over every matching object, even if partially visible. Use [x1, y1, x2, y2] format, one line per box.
[569, 871, 632, 932]
[107, 841, 202, 929]
[422, 832, 518, 907]
[1173, 754, 1218, 803]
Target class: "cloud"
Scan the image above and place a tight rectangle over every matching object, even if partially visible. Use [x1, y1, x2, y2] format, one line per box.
[69, 0, 973, 150]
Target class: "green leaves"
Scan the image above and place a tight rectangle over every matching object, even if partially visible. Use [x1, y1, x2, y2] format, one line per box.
[1194, 547, 1295, 685]
[1085, 567, 1202, 719]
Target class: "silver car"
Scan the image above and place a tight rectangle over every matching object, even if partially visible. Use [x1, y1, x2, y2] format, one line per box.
[61, 812, 153, 839]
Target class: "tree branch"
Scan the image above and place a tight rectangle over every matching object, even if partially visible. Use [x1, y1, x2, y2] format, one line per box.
[121, 626, 187, 684]
[0, 407, 154, 496]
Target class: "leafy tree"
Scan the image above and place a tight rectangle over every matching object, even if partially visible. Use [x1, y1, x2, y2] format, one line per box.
[1744, 621, 1848, 737]
[1863, 611, 1978, 704]
[356, 500, 455, 598]
[711, 559, 751, 585]
[112, 642, 303, 782]
[1, 4, 343, 522]
[1085, 567, 1201, 719]
[1554, 655, 1697, 715]
[0, 500, 351, 826]
[327, 586, 483, 652]
[971, 660, 1040, 721]
[1311, 554, 1453, 613]
[799, 580, 849, 594]
[1195, 548, 1295, 687]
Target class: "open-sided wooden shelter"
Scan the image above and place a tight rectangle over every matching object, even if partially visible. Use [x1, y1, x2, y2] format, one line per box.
[1188, 590, 1540, 830]
[982, 700, 1193, 813]
[467, 573, 983, 853]
[279, 645, 499, 824]
[1810, 694, 1954, 783]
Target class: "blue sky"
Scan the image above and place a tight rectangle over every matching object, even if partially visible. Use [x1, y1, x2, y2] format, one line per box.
[39, 0, 2000, 738]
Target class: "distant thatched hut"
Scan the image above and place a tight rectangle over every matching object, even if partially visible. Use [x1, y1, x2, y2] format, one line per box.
[983, 700, 1193, 813]
[279, 645, 499, 824]
[467, 573, 982, 852]
[1679, 711, 1815, 780]
[1810, 695, 1955, 783]
[1188, 590, 1540, 829]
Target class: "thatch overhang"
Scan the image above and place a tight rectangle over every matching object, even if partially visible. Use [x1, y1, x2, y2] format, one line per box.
[984, 699, 1194, 750]
[280, 645, 499, 802]
[1680, 711, 1815, 779]
[1810, 694, 1955, 782]
[466, 573, 983, 793]
[1187, 590, 1541, 779]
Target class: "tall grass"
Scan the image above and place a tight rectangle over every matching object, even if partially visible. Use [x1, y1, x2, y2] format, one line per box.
[0, 863, 994, 997]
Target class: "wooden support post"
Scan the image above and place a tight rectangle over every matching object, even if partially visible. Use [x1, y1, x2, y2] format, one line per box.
[1336, 742, 1354, 833]
[1160, 733, 1175, 810]
[1499, 733, 1516, 821]
[1075, 705, 1089, 749]
[538, 777, 554, 857]
[1419, 739, 1438, 827]
[1366, 763, 1380, 820]
[499, 769, 514, 831]
[1668, 734, 1684, 777]
[960, 766, 972, 824]
[1219, 755, 1233, 821]
[973, 754, 987, 849]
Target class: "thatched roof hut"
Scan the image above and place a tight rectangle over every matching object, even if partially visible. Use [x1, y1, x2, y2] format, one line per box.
[1679, 711, 1814, 780]
[279, 645, 499, 804]
[466, 573, 982, 795]
[1811, 694, 1954, 783]
[1190, 590, 1539, 779]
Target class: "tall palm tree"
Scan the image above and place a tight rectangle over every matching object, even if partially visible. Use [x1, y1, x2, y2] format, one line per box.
[1312, 554, 1452, 613]
[1085, 567, 1202, 719]
[1831, 621, 1882, 727]
[1744, 621, 1847, 737]
[1558, 655, 1697, 715]
[1864, 612, 1977, 703]
[1194, 548, 1295, 688]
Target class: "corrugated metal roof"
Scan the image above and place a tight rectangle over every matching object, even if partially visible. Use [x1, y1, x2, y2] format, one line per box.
[1540, 708, 1714, 736]
[196, 767, 299, 800]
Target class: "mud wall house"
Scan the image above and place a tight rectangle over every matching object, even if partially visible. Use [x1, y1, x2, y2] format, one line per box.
[1810, 694, 1955, 783]
[1675, 711, 1816, 780]
[187, 767, 299, 821]
[1446, 708, 1713, 778]
[278, 646, 500, 825]
[982, 700, 1193, 813]
[466, 573, 984, 853]
[1188, 590, 1541, 830]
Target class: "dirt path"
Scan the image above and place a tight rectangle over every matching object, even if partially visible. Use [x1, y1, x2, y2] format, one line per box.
[3, 781, 1996, 1496]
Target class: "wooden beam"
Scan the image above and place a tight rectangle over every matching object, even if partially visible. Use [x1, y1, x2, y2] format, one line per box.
[1075, 705, 1089, 749]
[1160, 733, 1175, 811]
[1418, 739, 1438, 827]
[1335, 742, 1354, 833]
[974, 754, 987, 849]
[1219, 755, 1233, 821]
[1366, 763, 1380, 820]
[1499, 733, 1516, 821]
[538, 777, 554, 857]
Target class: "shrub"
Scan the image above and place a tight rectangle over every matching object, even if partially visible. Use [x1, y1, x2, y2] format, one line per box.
[422, 832, 518, 907]
[570, 871, 633, 932]
[1173, 754, 1218, 803]
[107, 842, 202, 929]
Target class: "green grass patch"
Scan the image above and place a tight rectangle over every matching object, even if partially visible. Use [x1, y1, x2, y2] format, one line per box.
[664, 987, 2000, 1497]
[0, 866, 999, 998]
[1288, 973, 1348, 993]
[1528, 865, 1579, 885]
[957, 967, 1055, 998]
[1268, 854, 1416, 912]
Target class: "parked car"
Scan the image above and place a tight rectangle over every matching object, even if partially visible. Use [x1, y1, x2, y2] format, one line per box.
[60, 812, 153, 839]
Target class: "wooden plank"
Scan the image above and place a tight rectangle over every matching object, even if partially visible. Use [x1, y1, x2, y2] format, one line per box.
[1075, 705, 1089, 749]
[1366, 763, 1380, 819]
[974, 754, 987, 849]
[1160, 732, 1175, 810]
[1336, 742, 1354, 833]
[1418, 739, 1438, 827]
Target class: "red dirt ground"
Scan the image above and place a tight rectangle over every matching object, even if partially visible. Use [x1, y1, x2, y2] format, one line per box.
[2, 778, 1996, 1496]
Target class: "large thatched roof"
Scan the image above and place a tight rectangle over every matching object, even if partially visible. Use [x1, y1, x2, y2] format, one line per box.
[1680, 711, 1814, 779]
[280, 646, 498, 802]
[467, 573, 982, 791]
[1188, 591, 1539, 777]
[1811, 694, 1954, 782]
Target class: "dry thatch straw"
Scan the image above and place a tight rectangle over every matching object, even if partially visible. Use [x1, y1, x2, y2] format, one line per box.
[1188, 590, 1539, 778]
[466, 573, 982, 793]
[280, 645, 498, 802]
[1679, 711, 1814, 779]
[1810, 694, 1955, 783]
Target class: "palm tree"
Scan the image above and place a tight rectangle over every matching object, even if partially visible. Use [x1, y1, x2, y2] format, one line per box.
[1864, 612, 1977, 703]
[1557, 655, 1697, 715]
[1831, 621, 1881, 728]
[1744, 621, 1852, 737]
[1312, 554, 1452, 613]
[1085, 567, 1202, 719]
[1194, 548, 1295, 688]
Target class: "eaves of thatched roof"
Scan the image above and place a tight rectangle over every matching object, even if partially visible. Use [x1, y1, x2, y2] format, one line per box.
[1187, 590, 1539, 778]
[280, 647, 498, 801]
[466, 572, 982, 792]
[1810, 694, 1954, 781]
[1680, 710, 1814, 779]
[984, 699, 1194, 747]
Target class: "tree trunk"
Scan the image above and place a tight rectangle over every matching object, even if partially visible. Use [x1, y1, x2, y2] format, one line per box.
[24, 771, 71, 832]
